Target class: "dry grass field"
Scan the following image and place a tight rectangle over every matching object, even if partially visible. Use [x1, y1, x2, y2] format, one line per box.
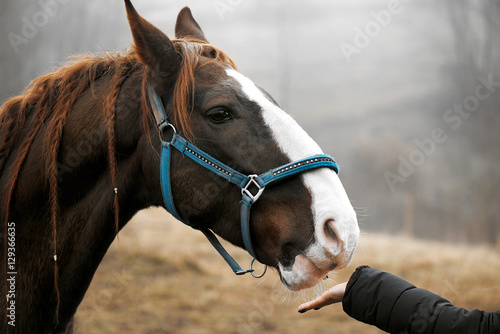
[74, 208, 500, 334]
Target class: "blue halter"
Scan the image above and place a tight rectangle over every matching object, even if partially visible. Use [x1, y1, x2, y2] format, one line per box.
[147, 83, 339, 277]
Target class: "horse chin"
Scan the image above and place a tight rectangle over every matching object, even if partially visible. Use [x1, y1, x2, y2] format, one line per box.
[278, 255, 330, 291]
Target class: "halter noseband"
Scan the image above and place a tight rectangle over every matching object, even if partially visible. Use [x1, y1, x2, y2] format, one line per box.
[147, 83, 339, 277]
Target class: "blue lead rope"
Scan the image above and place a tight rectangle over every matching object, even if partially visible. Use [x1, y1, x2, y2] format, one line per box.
[147, 82, 339, 277]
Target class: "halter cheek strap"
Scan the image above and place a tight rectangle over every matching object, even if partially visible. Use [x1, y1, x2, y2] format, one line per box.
[147, 83, 339, 277]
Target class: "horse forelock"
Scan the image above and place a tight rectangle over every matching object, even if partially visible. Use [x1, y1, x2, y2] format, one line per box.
[168, 38, 237, 141]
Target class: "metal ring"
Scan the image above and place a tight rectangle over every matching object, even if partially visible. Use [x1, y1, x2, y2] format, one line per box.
[159, 123, 176, 143]
[250, 258, 267, 278]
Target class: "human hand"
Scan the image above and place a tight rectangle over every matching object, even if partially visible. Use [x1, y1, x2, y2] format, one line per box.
[297, 282, 347, 313]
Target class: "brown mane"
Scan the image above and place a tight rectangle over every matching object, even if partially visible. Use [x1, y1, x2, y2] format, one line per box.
[0, 37, 235, 320]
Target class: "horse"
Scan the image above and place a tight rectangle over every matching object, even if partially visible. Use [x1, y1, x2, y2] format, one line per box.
[0, 1, 359, 333]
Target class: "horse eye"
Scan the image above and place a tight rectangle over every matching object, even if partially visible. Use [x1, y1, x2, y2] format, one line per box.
[207, 108, 233, 123]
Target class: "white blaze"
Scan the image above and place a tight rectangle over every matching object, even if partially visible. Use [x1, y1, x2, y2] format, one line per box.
[226, 69, 358, 285]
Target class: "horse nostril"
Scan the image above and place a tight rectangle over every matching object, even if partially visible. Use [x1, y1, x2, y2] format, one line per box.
[323, 219, 339, 247]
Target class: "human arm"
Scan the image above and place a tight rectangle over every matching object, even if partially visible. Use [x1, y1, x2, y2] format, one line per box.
[343, 266, 500, 333]
[299, 265, 500, 334]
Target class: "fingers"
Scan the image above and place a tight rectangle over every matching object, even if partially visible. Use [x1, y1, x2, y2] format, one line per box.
[297, 282, 347, 313]
[297, 293, 334, 313]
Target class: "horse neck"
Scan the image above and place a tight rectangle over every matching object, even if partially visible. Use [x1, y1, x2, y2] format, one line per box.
[58, 68, 167, 250]
[56, 70, 161, 222]
[3, 69, 164, 330]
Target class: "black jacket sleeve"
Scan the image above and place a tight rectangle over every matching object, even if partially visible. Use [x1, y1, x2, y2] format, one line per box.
[342, 266, 500, 334]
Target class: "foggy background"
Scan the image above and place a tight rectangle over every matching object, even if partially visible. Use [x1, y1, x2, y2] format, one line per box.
[1, 0, 499, 245]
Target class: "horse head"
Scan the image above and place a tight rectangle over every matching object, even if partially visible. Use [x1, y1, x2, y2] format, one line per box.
[125, 0, 359, 291]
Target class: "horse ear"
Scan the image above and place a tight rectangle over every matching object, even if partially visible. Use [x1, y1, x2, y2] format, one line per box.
[125, 0, 181, 81]
[175, 7, 208, 42]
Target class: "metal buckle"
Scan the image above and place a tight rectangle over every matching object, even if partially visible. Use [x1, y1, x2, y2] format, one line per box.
[241, 174, 265, 202]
